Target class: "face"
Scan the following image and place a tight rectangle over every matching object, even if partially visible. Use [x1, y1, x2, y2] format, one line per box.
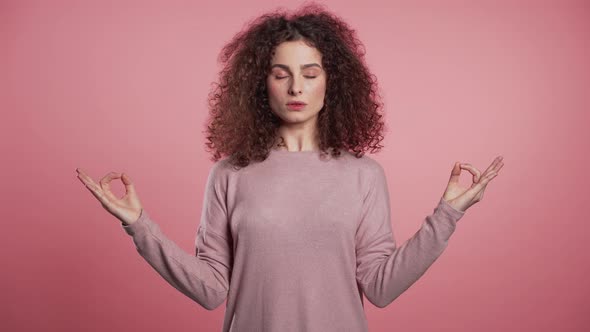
[266, 40, 327, 127]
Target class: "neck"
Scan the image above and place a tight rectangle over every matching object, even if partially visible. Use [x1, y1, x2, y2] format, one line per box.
[274, 123, 320, 152]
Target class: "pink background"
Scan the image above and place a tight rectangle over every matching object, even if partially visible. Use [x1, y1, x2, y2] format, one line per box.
[2, 0, 589, 331]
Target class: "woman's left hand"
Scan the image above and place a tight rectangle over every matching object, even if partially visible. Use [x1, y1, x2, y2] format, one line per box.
[442, 156, 504, 212]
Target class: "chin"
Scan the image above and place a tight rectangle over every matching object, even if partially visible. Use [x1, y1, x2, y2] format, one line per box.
[271, 107, 320, 124]
[285, 113, 319, 125]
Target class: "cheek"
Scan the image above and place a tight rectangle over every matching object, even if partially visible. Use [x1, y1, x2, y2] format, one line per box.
[312, 81, 326, 99]
[266, 81, 282, 100]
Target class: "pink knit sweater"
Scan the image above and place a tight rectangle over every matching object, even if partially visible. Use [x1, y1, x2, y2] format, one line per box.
[122, 148, 465, 331]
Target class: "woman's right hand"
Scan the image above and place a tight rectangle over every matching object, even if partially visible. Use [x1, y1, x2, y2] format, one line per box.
[76, 168, 144, 226]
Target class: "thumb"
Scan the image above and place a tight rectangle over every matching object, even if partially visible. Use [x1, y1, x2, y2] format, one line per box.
[448, 161, 461, 184]
[121, 173, 138, 196]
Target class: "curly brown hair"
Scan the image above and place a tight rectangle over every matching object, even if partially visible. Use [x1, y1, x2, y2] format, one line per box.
[204, 2, 386, 169]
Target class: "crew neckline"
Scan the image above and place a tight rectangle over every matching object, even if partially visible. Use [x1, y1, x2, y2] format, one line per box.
[269, 148, 325, 160]
[273, 149, 320, 153]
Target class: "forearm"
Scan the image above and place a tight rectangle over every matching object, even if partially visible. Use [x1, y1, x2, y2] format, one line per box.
[359, 198, 464, 308]
[123, 209, 230, 310]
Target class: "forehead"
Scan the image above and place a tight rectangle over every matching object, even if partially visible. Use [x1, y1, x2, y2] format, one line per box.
[270, 40, 322, 64]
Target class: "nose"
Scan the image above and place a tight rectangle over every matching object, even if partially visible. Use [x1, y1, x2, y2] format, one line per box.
[288, 76, 303, 95]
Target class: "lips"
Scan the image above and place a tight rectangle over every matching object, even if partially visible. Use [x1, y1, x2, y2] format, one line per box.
[286, 102, 306, 111]
[286, 101, 307, 105]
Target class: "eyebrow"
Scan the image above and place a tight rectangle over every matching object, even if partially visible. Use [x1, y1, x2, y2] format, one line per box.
[270, 63, 322, 72]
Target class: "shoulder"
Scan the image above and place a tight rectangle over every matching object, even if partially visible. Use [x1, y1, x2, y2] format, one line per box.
[336, 152, 389, 201]
[206, 156, 234, 186]
[210, 156, 232, 172]
[336, 151, 388, 196]
[341, 150, 385, 176]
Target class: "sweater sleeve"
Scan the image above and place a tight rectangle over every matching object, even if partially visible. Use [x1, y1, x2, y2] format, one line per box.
[121, 162, 233, 311]
[355, 162, 465, 308]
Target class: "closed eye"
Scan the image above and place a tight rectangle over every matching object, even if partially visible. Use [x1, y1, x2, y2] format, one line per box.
[274, 76, 317, 79]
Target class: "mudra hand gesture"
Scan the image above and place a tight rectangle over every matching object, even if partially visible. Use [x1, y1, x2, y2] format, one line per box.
[442, 156, 504, 212]
[75, 156, 503, 224]
[76, 169, 143, 226]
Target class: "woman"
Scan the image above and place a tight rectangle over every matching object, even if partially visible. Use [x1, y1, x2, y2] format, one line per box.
[76, 3, 503, 331]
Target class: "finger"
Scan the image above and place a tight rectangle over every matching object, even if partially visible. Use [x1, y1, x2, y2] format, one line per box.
[480, 161, 503, 182]
[99, 172, 122, 202]
[467, 170, 498, 196]
[474, 184, 486, 201]
[76, 168, 101, 190]
[448, 162, 462, 183]
[495, 161, 504, 175]
[121, 173, 138, 196]
[76, 171, 111, 207]
[85, 183, 111, 208]
[459, 163, 482, 183]
[468, 156, 504, 183]
[483, 156, 504, 176]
